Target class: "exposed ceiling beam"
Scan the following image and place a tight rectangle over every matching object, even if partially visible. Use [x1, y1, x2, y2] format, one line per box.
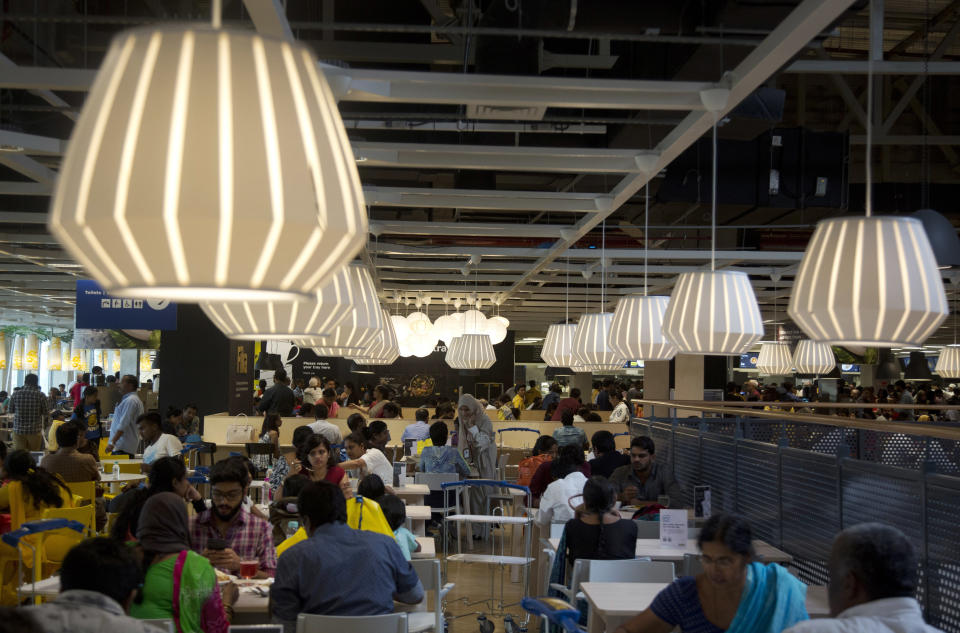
[0, 66, 96, 91]
[354, 142, 657, 174]
[850, 135, 960, 145]
[0, 53, 78, 123]
[363, 186, 611, 212]
[370, 220, 569, 238]
[242, 0, 294, 40]
[0, 182, 53, 195]
[323, 66, 715, 111]
[785, 60, 960, 74]
[0, 154, 57, 185]
[0, 211, 49, 223]
[497, 0, 857, 303]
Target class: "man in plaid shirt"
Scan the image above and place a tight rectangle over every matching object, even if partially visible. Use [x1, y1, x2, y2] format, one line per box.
[10, 373, 49, 450]
[190, 459, 276, 578]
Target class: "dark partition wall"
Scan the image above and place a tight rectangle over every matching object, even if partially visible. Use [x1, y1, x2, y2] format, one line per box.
[158, 304, 231, 423]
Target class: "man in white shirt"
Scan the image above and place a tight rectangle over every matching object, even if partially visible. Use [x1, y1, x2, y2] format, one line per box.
[138, 412, 184, 473]
[784, 523, 943, 633]
[106, 375, 143, 456]
[308, 403, 343, 445]
[401, 408, 431, 443]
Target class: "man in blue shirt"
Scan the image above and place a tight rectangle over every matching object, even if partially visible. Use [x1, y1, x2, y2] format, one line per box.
[401, 408, 432, 443]
[271, 481, 423, 633]
[539, 383, 562, 411]
[106, 375, 143, 456]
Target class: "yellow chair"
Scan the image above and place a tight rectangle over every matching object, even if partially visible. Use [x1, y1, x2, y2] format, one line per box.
[40, 506, 93, 574]
[65, 481, 96, 505]
[117, 463, 141, 475]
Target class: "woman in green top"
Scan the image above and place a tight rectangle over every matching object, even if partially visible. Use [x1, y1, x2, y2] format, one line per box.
[130, 492, 238, 633]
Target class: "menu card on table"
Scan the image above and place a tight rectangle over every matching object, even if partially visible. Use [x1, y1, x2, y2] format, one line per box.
[659, 509, 688, 548]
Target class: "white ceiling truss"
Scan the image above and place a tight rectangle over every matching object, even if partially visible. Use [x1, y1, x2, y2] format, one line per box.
[0, 0, 957, 344]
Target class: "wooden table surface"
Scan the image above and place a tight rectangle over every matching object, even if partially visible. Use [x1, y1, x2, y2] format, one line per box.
[547, 538, 792, 564]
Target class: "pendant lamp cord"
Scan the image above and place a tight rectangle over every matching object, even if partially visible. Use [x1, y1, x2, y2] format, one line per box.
[711, 114, 718, 271]
[565, 256, 570, 324]
[211, 0, 222, 28]
[601, 219, 606, 309]
[644, 184, 649, 296]
[865, 22, 874, 218]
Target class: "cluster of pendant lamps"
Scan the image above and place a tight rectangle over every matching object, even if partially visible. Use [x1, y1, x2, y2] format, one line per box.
[37, 8, 951, 376]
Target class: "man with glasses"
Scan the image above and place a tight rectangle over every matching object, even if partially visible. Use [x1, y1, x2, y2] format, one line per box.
[190, 459, 276, 578]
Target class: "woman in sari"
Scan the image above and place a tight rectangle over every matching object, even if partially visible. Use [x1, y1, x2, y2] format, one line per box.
[615, 513, 808, 633]
[130, 493, 238, 632]
[456, 394, 497, 537]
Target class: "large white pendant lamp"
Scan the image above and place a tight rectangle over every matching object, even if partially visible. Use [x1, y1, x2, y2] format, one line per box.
[0, 332, 6, 370]
[61, 344, 72, 372]
[403, 311, 438, 357]
[485, 315, 510, 346]
[48, 337, 63, 371]
[349, 309, 400, 366]
[662, 271, 764, 354]
[755, 342, 793, 375]
[936, 345, 960, 378]
[542, 323, 577, 368]
[200, 262, 360, 339]
[294, 266, 383, 353]
[793, 340, 836, 375]
[608, 295, 677, 361]
[445, 334, 496, 370]
[662, 92, 763, 355]
[11, 336, 24, 370]
[787, 35, 947, 346]
[48, 16, 367, 302]
[572, 313, 626, 371]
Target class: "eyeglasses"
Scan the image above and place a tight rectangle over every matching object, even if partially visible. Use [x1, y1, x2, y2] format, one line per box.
[212, 488, 243, 502]
[700, 554, 737, 569]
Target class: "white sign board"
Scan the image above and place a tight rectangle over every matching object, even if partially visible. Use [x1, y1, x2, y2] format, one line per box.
[659, 509, 688, 548]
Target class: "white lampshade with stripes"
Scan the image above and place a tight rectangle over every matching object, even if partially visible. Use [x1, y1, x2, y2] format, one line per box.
[48, 337, 62, 371]
[0, 332, 6, 370]
[662, 271, 763, 355]
[294, 267, 384, 353]
[608, 295, 677, 361]
[788, 216, 947, 346]
[49, 26, 366, 302]
[572, 313, 626, 371]
[349, 309, 401, 366]
[445, 334, 496, 369]
[755, 341, 794, 375]
[935, 345, 960, 378]
[793, 340, 836, 375]
[200, 262, 361, 339]
[541, 323, 576, 368]
[11, 336, 24, 370]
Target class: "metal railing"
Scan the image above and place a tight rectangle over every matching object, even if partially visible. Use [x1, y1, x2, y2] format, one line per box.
[627, 414, 960, 633]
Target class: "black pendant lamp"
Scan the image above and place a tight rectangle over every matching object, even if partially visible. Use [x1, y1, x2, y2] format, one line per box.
[904, 351, 934, 381]
[875, 349, 903, 381]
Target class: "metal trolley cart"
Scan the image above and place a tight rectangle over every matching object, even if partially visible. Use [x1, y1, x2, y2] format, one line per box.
[442, 480, 534, 633]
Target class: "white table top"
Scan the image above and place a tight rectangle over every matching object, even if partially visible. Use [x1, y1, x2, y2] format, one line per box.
[547, 538, 792, 563]
[580, 582, 668, 616]
[406, 505, 431, 520]
[100, 472, 147, 483]
[100, 457, 144, 464]
[394, 484, 430, 496]
[579, 581, 830, 619]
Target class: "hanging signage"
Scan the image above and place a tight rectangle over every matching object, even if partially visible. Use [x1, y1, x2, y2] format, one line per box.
[75, 280, 178, 330]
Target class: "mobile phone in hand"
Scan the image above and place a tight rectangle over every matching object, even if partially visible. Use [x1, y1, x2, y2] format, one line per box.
[207, 538, 227, 551]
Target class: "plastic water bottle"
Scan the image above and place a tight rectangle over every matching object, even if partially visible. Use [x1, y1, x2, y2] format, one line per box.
[112, 463, 120, 479]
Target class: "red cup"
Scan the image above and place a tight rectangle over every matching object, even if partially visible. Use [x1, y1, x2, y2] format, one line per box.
[239, 559, 259, 579]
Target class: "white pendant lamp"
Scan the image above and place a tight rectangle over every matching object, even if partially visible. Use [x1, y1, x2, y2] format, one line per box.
[349, 309, 400, 366]
[11, 336, 24, 370]
[485, 315, 509, 346]
[663, 95, 763, 355]
[608, 295, 677, 361]
[403, 311, 438, 357]
[755, 342, 793, 375]
[572, 313, 626, 371]
[787, 36, 947, 346]
[300, 266, 383, 351]
[787, 216, 947, 346]
[61, 344, 72, 372]
[445, 334, 496, 370]
[0, 332, 6, 370]
[391, 314, 412, 345]
[936, 345, 960, 378]
[793, 340, 836, 375]
[663, 271, 764, 354]
[200, 262, 360, 339]
[542, 323, 577, 368]
[48, 337, 63, 371]
[49, 17, 367, 302]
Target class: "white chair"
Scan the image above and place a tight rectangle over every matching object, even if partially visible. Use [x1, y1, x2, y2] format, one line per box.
[409, 559, 455, 633]
[414, 472, 460, 491]
[550, 558, 673, 604]
[634, 521, 661, 539]
[683, 553, 704, 576]
[549, 522, 566, 539]
[296, 612, 407, 633]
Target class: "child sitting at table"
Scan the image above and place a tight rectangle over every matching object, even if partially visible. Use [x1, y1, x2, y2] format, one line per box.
[379, 494, 421, 561]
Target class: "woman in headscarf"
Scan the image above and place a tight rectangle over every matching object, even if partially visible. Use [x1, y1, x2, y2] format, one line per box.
[130, 492, 237, 632]
[456, 394, 497, 537]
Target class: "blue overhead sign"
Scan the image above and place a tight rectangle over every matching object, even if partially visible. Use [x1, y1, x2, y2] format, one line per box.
[75, 280, 178, 330]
